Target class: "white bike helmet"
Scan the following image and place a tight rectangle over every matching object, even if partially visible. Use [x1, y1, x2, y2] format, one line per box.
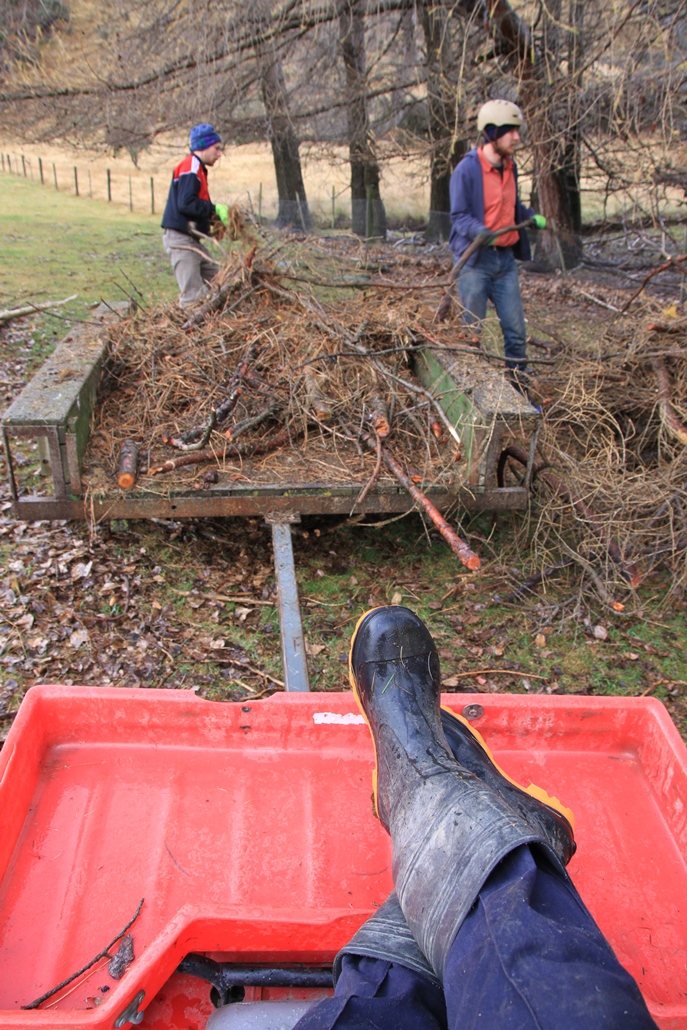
[477, 100, 524, 134]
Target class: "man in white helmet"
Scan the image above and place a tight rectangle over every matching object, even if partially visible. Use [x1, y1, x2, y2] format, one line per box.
[449, 100, 546, 395]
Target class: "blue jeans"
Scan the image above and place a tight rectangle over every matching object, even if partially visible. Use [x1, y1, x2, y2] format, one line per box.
[293, 845, 657, 1030]
[458, 246, 528, 370]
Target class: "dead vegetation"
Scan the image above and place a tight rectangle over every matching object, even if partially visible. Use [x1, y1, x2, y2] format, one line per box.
[78, 217, 687, 610]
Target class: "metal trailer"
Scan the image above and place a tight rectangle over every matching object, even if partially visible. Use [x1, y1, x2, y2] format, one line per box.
[2, 302, 539, 693]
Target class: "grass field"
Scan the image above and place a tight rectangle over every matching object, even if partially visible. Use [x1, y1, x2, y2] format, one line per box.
[1, 174, 177, 359]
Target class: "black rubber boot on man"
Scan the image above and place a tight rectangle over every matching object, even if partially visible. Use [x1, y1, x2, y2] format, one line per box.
[349, 605, 573, 978]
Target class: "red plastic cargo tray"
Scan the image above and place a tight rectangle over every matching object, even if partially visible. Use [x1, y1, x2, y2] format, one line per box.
[0, 686, 686, 1029]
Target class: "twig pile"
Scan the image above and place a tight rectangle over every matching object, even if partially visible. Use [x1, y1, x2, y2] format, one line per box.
[85, 233, 499, 565]
[84, 226, 687, 597]
[506, 310, 687, 601]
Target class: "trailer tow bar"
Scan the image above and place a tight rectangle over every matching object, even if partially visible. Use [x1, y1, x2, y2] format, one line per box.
[266, 514, 310, 692]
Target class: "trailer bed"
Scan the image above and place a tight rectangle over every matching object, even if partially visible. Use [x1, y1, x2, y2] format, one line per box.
[2, 303, 539, 522]
[0, 686, 686, 1029]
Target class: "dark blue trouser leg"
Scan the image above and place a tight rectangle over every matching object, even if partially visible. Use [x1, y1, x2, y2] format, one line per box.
[293, 845, 657, 1030]
[291, 954, 447, 1030]
[443, 845, 657, 1030]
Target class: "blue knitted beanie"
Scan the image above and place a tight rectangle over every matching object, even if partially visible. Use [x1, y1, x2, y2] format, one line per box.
[189, 123, 221, 151]
[483, 124, 518, 142]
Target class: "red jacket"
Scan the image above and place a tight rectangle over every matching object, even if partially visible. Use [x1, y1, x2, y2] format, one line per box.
[161, 153, 216, 236]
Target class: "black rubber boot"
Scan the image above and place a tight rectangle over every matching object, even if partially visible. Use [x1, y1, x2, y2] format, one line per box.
[332, 890, 440, 988]
[439, 708, 576, 866]
[349, 605, 573, 978]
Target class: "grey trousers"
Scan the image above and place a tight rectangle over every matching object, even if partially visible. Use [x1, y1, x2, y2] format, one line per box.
[162, 228, 220, 307]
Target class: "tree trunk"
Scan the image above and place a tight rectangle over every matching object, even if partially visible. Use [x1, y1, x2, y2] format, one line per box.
[337, 0, 386, 239]
[259, 50, 311, 230]
[421, 0, 462, 242]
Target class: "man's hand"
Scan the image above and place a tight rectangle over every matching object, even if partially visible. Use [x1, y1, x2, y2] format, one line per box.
[477, 227, 497, 246]
[215, 203, 229, 226]
[532, 214, 547, 229]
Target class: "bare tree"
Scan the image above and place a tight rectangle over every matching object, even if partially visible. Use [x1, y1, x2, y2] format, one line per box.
[253, 24, 312, 229]
[420, 0, 465, 241]
[337, 0, 387, 238]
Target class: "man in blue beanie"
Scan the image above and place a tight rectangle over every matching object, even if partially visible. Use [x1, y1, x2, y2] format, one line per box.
[449, 100, 546, 397]
[161, 123, 230, 307]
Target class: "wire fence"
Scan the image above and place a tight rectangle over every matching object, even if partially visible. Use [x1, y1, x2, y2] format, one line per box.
[2, 150, 160, 214]
[0, 150, 366, 231]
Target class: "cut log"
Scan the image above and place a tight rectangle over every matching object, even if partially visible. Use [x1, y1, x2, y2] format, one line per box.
[369, 394, 391, 437]
[304, 370, 334, 421]
[116, 440, 139, 489]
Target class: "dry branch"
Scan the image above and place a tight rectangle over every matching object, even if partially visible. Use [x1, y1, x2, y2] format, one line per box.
[0, 294, 78, 324]
[366, 437, 481, 571]
[147, 425, 301, 476]
[651, 358, 687, 447]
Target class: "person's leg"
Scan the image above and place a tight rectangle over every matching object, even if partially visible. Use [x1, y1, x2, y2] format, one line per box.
[346, 606, 658, 1030]
[293, 891, 446, 1030]
[198, 241, 220, 286]
[292, 955, 447, 1030]
[162, 229, 214, 307]
[444, 844, 657, 1030]
[489, 248, 528, 370]
[457, 249, 492, 331]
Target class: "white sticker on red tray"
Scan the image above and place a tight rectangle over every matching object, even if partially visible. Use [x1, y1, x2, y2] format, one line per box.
[313, 712, 366, 725]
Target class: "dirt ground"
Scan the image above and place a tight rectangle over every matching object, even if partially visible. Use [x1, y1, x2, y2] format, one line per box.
[1, 229, 687, 747]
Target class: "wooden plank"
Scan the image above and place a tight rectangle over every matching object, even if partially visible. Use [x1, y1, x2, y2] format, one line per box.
[2, 302, 128, 429]
[413, 347, 539, 489]
[1, 301, 130, 495]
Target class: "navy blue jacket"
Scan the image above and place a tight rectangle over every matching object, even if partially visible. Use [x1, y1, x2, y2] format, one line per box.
[161, 153, 216, 236]
[449, 148, 534, 266]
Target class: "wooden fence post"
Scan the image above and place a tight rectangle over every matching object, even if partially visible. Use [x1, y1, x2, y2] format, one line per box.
[53, 162, 58, 189]
[107, 168, 111, 202]
[21, 155, 26, 177]
[38, 156, 44, 184]
[74, 166, 79, 196]
[128, 175, 133, 211]
[150, 176, 154, 214]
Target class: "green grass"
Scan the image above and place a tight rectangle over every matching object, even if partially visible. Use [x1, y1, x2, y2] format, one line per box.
[1, 173, 178, 353]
